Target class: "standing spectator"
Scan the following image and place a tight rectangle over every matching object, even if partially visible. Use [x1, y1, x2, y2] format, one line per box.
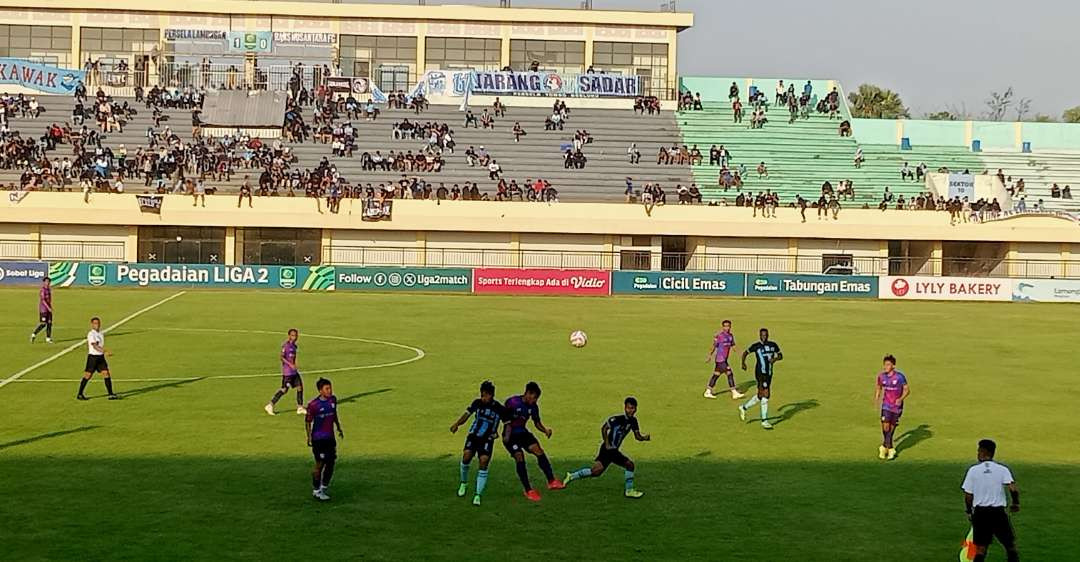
[238, 178, 253, 208]
[512, 122, 526, 143]
[854, 146, 864, 169]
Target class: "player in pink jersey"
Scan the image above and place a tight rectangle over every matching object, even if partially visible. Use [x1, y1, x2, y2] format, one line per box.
[705, 320, 745, 399]
[874, 355, 910, 460]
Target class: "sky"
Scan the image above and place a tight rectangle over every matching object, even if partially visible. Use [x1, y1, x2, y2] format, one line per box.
[323, 0, 1079, 119]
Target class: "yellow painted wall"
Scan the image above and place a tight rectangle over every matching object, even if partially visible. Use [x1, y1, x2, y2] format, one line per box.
[425, 231, 513, 267]
[519, 232, 606, 269]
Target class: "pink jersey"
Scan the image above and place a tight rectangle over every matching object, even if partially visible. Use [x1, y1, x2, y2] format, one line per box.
[713, 331, 735, 362]
[878, 370, 908, 413]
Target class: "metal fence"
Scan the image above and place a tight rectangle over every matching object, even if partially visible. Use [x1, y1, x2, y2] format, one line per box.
[0, 240, 126, 262]
[3, 241, 1075, 278]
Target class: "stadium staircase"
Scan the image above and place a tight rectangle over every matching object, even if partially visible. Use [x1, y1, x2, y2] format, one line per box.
[977, 149, 1080, 212]
[9, 96, 692, 202]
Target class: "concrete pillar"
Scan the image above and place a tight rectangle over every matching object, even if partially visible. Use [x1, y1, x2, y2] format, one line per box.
[602, 234, 615, 271]
[964, 121, 973, 147]
[224, 227, 236, 265]
[584, 26, 594, 71]
[931, 241, 943, 276]
[1006, 242, 1019, 277]
[1014, 121, 1023, 150]
[509, 232, 521, 268]
[500, 25, 511, 69]
[878, 239, 889, 275]
[787, 238, 799, 273]
[235, 228, 245, 265]
[29, 224, 41, 260]
[320, 229, 332, 265]
[650, 236, 662, 271]
[1063, 243, 1072, 279]
[125, 226, 138, 263]
[416, 231, 427, 266]
[71, 15, 81, 71]
[415, 23, 427, 75]
[896, 119, 905, 146]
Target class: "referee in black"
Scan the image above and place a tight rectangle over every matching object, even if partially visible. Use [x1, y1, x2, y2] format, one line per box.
[961, 439, 1020, 562]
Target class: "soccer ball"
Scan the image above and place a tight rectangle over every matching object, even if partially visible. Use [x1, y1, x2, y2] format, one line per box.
[569, 330, 588, 348]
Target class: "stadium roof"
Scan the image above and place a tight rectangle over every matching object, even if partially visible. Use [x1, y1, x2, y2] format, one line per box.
[0, 0, 694, 31]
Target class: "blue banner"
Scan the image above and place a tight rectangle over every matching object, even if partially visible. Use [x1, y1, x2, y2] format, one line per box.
[0, 58, 84, 94]
[747, 273, 878, 298]
[0, 261, 48, 285]
[467, 70, 641, 98]
[612, 271, 745, 296]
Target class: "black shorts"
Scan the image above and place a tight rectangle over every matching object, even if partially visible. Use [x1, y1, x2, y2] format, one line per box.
[84, 354, 109, 374]
[311, 439, 337, 463]
[503, 431, 539, 455]
[595, 445, 630, 468]
[972, 506, 1016, 548]
[464, 434, 495, 457]
[39, 311, 52, 324]
[281, 373, 302, 389]
[755, 372, 773, 390]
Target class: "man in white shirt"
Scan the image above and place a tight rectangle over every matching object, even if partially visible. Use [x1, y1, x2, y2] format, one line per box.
[77, 317, 119, 400]
[961, 439, 1020, 562]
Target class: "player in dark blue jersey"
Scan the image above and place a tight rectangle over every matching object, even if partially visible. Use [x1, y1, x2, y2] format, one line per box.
[450, 380, 506, 506]
[563, 397, 651, 498]
[305, 378, 343, 501]
[739, 328, 783, 429]
[502, 381, 564, 502]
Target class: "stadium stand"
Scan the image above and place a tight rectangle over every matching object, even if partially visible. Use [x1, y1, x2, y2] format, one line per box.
[0, 91, 691, 202]
[677, 77, 985, 207]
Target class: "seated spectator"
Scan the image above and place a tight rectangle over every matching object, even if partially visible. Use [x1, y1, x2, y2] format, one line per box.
[693, 92, 703, 111]
[1050, 183, 1061, 198]
[464, 110, 478, 128]
[1064, 185, 1073, 199]
[900, 162, 915, 181]
[493, 97, 506, 118]
[838, 120, 852, 137]
[627, 142, 641, 164]
[756, 161, 769, 179]
[688, 184, 702, 204]
[512, 122, 526, 142]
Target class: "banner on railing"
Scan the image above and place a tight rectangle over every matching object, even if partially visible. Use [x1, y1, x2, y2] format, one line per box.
[336, 266, 472, 292]
[879, 276, 1010, 301]
[136, 195, 163, 214]
[406, 70, 642, 107]
[747, 273, 878, 298]
[362, 200, 393, 222]
[0, 261, 47, 285]
[1011, 279, 1080, 303]
[947, 173, 975, 200]
[0, 58, 84, 94]
[612, 271, 745, 296]
[327, 76, 371, 95]
[474, 268, 611, 295]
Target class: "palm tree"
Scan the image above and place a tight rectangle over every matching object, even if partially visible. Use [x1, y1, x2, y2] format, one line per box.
[847, 84, 910, 119]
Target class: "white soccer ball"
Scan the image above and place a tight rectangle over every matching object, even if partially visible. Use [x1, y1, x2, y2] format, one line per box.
[569, 330, 588, 348]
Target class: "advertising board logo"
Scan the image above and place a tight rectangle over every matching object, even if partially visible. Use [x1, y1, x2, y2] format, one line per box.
[891, 278, 910, 297]
[279, 267, 297, 289]
[751, 277, 778, 292]
[544, 73, 563, 92]
[0, 267, 5, 282]
[88, 264, 107, 286]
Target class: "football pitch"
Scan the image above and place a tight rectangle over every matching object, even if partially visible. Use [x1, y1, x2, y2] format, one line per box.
[1, 289, 1077, 561]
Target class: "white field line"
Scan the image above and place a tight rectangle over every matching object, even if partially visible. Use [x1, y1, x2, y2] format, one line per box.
[10, 327, 425, 384]
[0, 291, 187, 390]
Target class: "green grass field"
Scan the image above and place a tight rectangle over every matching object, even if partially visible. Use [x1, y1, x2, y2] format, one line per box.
[1, 289, 1077, 561]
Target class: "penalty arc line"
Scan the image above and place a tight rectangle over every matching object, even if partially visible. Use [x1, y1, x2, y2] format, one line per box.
[10, 327, 426, 384]
[0, 291, 188, 390]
